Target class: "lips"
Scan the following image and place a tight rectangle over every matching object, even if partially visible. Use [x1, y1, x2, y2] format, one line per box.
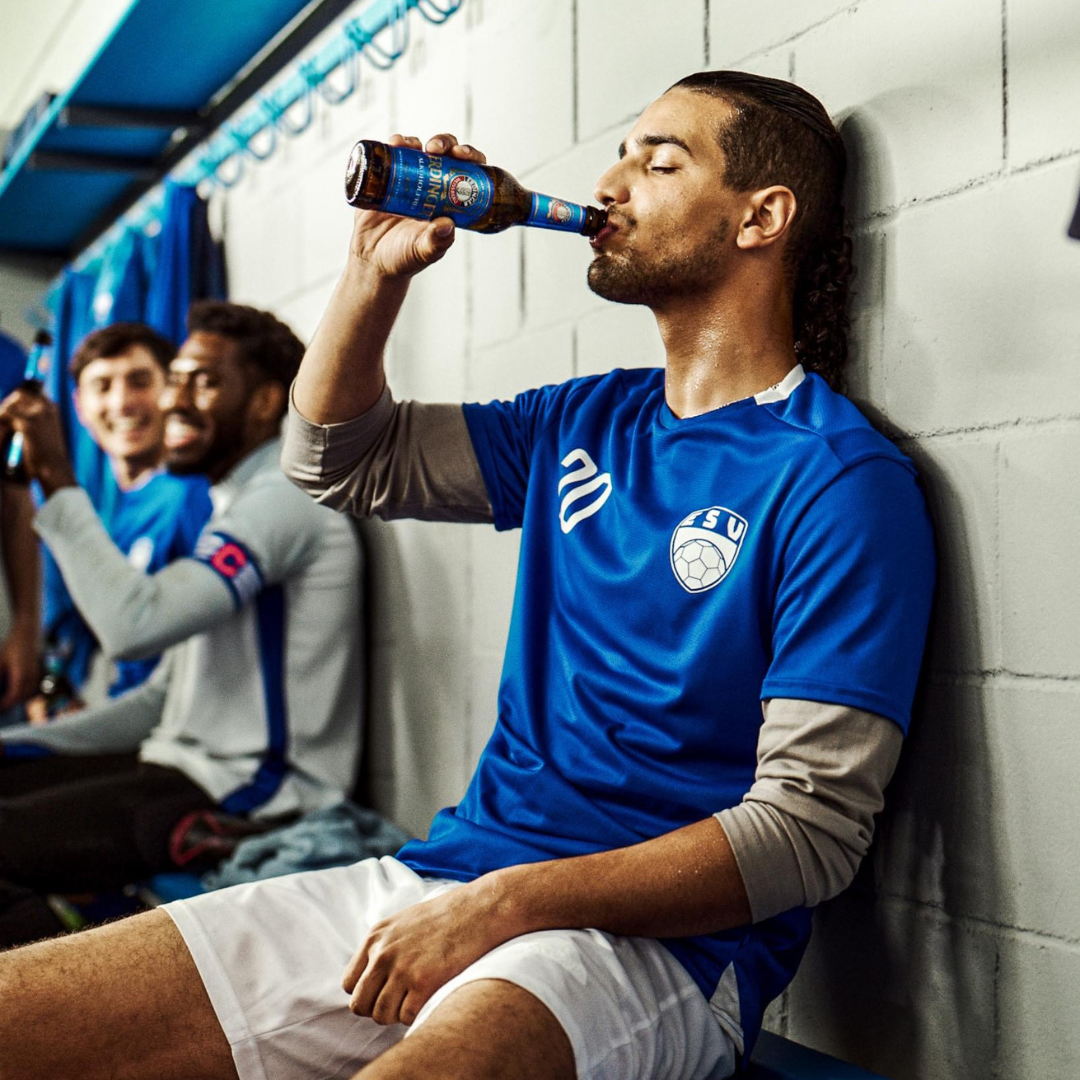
[164, 414, 204, 450]
[590, 222, 618, 249]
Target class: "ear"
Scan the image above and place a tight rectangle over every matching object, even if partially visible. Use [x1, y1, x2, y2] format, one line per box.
[248, 380, 286, 426]
[72, 386, 85, 426]
[736, 185, 798, 251]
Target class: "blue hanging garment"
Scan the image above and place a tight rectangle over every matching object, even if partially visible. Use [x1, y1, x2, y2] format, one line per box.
[43, 270, 100, 689]
[145, 181, 227, 344]
[91, 227, 154, 329]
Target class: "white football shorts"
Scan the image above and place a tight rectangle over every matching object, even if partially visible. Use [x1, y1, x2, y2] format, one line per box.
[165, 856, 737, 1080]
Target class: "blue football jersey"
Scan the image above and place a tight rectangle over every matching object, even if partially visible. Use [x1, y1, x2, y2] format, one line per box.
[97, 468, 213, 694]
[0, 330, 27, 398]
[397, 365, 935, 1055]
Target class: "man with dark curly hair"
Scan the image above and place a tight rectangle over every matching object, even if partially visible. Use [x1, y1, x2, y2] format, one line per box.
[0, 74, 933, 1080]
[0, 301, 365, 949]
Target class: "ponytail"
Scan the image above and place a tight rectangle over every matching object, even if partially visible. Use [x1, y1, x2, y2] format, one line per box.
[792, 211, 854, 392]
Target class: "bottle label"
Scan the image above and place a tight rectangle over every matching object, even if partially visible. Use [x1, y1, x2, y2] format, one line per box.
[526, 193, 587, 233]
[383, 146, 494, 228]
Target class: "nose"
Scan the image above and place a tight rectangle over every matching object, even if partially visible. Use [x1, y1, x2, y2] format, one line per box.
[593, 159, 629, 208]
[160, 377, 192, 414]
[107, 380, 135, 416]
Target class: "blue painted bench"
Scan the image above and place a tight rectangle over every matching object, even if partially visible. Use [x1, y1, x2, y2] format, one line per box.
[747, 1031, 887, 1079]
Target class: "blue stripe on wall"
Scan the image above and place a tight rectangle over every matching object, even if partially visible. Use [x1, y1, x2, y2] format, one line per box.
[221, 585, 289, 814]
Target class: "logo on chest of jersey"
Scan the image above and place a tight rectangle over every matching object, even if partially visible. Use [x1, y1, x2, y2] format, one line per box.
[557, 448, 612, 534]
[127, 535, 155, 573]
[670, 507, 748, 593]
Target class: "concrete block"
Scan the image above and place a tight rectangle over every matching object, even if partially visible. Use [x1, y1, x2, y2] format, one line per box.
[785, 893, 998, 1080]
[366, 637, 471, 836]
[883, 681, 1080, 942]
[464, 646, 505, 775]
[1000, 426, 1080, 676]
[275, 278, 335, 344]
[393, 12, 469, 146]
[906, 436, 1000, 673]
[468, 0, 574, 174]
[709, 0, 853, 65]
[726, 49, 795, 84]
[363, 517, 471, 652]
[881, 160, 1080, 434]
[468, 526, 520, 655]
[520, 133, 618, 332]
[791, 0, 1002, 218]
[224, 178, 304, 309]
[296, 148, 354, 291]
[996, 932, 1080, 1080]
[1007, 0, 1080, 167]
[576, 0, 705, 142]
[471, 228, 524, 350]
[467, 323, 574, 404]
[574, 303, 663, 378]
[385, 251, 469, 403]
[843, 228, 888, 413]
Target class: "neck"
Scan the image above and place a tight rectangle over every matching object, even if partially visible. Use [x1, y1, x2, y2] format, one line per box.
[208, 430, 274, 485]
[655, 268, 797, 419]
[112, 449, 162, 490]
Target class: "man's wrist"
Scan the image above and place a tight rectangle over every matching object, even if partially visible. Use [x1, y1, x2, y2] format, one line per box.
[476, 863, 550, 942]
[37, 463, 78, 499]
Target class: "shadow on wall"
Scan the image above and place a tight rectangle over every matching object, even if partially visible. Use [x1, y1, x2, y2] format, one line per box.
[768, 107, 1004, 1080]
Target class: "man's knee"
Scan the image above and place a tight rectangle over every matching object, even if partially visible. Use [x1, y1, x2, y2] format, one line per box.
[360, 978, 575, 1080]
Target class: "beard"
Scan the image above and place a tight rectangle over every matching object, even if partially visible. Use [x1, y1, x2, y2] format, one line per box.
[165, 413, 248, 476]
[587, 217, 730, 306]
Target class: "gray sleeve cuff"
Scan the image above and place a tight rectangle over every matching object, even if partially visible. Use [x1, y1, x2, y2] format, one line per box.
[281, 382, 395, 494]
[716, 699, 903, 923]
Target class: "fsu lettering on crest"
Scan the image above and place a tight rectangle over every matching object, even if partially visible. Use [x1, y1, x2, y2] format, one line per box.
[669, 506, 748, 593]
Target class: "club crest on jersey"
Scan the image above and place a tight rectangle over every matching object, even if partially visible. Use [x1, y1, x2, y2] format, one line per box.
[670, 507, 748, 593]
[558, 448, 612, 534]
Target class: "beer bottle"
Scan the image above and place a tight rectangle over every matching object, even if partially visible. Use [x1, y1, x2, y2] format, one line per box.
[2, 329, 53, 485]
[344, 139, 607, 237]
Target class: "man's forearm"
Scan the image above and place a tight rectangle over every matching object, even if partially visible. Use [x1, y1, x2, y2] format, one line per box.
[293, 262, 409, 425]
[1, 484, 39, 638]
[485, 817, 752, 941]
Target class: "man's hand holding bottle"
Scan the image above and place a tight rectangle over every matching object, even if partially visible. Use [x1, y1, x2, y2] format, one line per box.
[346, 133, 486, 278]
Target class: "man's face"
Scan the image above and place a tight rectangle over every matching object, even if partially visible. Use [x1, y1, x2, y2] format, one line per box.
[588, 88, 741, 306]
[74, 346, 167, 465]
[161, 331, 252, 477]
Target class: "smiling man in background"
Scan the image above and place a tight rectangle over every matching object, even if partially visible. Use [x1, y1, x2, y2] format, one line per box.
[0, 301, 364, 949]
[34, 323, 213, 708]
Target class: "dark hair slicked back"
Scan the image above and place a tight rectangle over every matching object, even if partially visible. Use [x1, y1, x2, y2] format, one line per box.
[672, 71, 854, 390]
[186, 300, 304, 389]
[70, 322, 176, 383]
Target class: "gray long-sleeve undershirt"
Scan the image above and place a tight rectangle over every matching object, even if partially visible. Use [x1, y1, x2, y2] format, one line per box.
[280, 387, 903, 922]
[34, 486, 235, 662]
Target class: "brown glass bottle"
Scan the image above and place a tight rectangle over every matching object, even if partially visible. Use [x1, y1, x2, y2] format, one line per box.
[345, 139, 606, 237]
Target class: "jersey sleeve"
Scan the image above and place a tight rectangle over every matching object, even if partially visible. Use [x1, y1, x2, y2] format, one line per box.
[761, 456, 936, 732]
[462, 383, 569, 531]
[192, 474, 322, 605]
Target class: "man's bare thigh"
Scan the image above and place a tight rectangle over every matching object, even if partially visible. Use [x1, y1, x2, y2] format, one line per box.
[0, 909, 236, 1080]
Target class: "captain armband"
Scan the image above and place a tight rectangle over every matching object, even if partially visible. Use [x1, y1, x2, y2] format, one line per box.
[192, 531, 264, 610]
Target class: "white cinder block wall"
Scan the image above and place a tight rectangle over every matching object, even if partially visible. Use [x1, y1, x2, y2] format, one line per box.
[218, 1, 1080, 1076]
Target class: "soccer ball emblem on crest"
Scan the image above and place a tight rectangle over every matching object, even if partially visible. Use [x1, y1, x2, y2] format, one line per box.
[670, 506, 748, 593]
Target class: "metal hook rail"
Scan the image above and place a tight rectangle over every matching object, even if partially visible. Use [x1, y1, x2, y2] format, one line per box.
[71, 0, 466, 274]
